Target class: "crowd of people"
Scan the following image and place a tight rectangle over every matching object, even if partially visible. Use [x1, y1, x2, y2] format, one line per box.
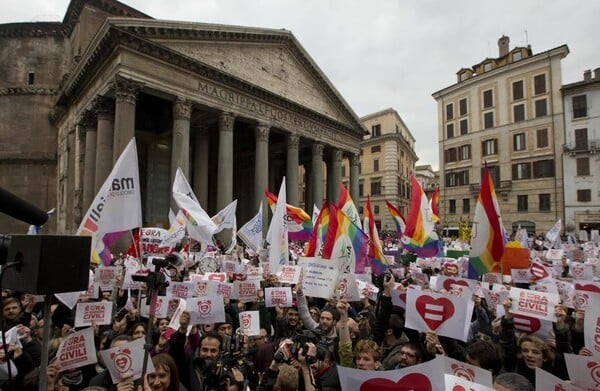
[0, 236, 598, 391]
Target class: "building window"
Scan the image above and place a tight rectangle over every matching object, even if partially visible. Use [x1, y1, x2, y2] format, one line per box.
[459, 98, 467, 116]
[445, 171, 469, 187]
[449, 199, 456, 214]
[577, 157, 590, 176]
[532, 159, 555, 178]
[575, 128, 588, 150]
[512, 162, 531, 180]
[535, 99, 547, 117]
[513, 133, 526, 151]
[539, 194, 551, 212]
[373, 159, 379, 172]
[513, 104, 525, 122]
[484, 166, 501, 188]
[534, 74, 546, 94]
[445, 148, 457, 163]
[512, 80, 524, 100]
[484, 111, 494, 129]
[462, 198, 470, 214]
[395, 125, 399, 133]
[573, 95, 588, 118]
[536, 128, 548, 148]
[341, 166, 346, 177]
[27, 72, 35, 86]
[517, 195, 528, 212]
[358, 163, 361, 174]
[446, 123, 455, 139]
[459, 144, 471, 160]
[371, 181, 382, 195]
[374, 205, 380, 214]
[359, 183, 364, 197]
[371, 124, 381, 137]
[460, 119, 468, 135]
[483, 89, 493, 108]
[577, 189, 591, 202]
[483, 62, 493, 72]
[371, 145, 381, 153]
[482, 139, 497, 156]
[446, 103, 454, 120]
[512, 51, 522, 61]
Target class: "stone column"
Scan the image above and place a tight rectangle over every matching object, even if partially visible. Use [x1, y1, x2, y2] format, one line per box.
[80, 110, 97, 212]
[331, 149, 342, 204]
[350, 153, 360, 205]
[112, 75, 143, 163]
[311, 142, 324, 207]
[304, 159, 313, 211]
[93, 96, 114, 192]
[255, 122, 270, 236]
[192, 124, 209, 208]
[286, 133, 300, 206]
[171, 99, 192, 186]
[326, 155, 334, 202]
[217, 112, 235, 211]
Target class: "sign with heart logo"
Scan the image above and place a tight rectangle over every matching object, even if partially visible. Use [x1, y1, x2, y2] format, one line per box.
[167, 281, 194, 299]
[509, 287, 559, 322]
[444, 374, 494, 391]
[570, 263, 594, 281]
[512, 314, 543, 334]
[205, 272, 227, 282]
[535, 368, 580, 391]
[139, 293, 169, 319]
[337, 356, 444, 391]
[564, 353, 600, 390]
[530, 259, 552, 281]
[406, 289, 474, 341]
[511, 268, 532, 283]
[231, 280, 259, 302]
[436, 275, 477, 292]
[583, 293, 600, 355]
[443, 356, 493, 387]
[100, 338, 153, 384]
[391, 284, 419, 309]
[575, 281, 600, 294]
[238, 311, 260, 336]
[187, 295, 225, 324]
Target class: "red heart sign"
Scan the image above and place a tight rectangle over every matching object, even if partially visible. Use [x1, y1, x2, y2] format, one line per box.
[360, 373, 432, 391]
[513, 314, 541, 334]
[415, 296, 455, 331]
[575, 283, 600, 293]
[530, 262, 549, 280]
[442, 278, 469, 291]
[208, 273, 226, 282]
[241, 314, 251, 329]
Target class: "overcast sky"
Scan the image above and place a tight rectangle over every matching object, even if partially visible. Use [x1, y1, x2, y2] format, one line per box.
[3, 1, 599, 170]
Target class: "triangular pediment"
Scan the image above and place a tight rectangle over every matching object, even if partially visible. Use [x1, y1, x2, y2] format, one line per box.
[161, 40, 349, 125]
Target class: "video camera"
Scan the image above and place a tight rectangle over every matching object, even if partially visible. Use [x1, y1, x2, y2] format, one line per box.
[203, 350, 254, 390]
[274, 330, 329, 364]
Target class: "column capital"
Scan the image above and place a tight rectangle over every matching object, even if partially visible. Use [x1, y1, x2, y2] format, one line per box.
[332, 148, 343, 162]
[350, 153, 360, 166]
[287, 133, 300, 148]
[113, 75, 144, 104]
[192, 123, 210, 136]
[255, 123, 270, 142]
[173, 99, 192, 120]
[218, 112, 235, 132]
[78, 109, 97, 129]
[92, 95, 114, 120]
[312, 142, 324, 156]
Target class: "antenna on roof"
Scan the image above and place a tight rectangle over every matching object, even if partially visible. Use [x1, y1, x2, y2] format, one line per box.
[524, 29, 529, 46]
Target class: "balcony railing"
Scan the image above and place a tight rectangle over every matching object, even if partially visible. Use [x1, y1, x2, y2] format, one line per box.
[470, 180, 512, 195]
[563, 138, 599, 155]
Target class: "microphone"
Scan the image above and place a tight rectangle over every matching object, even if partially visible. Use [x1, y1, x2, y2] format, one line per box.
[0, 187, 49, 226]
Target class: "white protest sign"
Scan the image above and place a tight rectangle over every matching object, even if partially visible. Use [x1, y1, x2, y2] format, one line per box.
[570, 262, 594, 281]
[239, 311, 260, 336]
[481, 288, 509, 310]
[187, 295, 226, 324]
[100, 338, 154, 384]
[167, 298, 186, 331]
[94, 266, 119, 291]
[56, 291, 86, 310]
[202, 272, 228, 283]
[511, 268, 532, 284]
[167, 281, 195, 299]
[564, 353, 600, 390]
[139, 295, 170, 319]
[189, 274, 218, 297]
[298, 257, 341, 299]
[338, 273, 360, 301]
[390, 284, 420, 309]
[264, 287, 293, 307]
[75, 301, 113, 327]
[529, 280, 559, 294]
[545, 249, 564, 260]
[355, 279, 379, 302]
[443, 356, 493, 388]
[444, 374, 493, 391]
[276, 265, 302, 285]
[55, 327, 97, 371]
[435, 275, 477, 292]
[231, 280, 259, 302]
[141, 227, 172, 255]
[535, 368, 580, 391]
[215, 282, 233, 299]
[583, 293, 600, 357]
[405, 289, 474, 341]
[0, 327, 21, 351]
[509, 287, 559, 322]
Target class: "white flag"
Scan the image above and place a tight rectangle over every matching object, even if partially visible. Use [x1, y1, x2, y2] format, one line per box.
[173, 192, 217, 245]
[545, 218, 562, 249]
[268, 178, 288, 274]
[238, 203, 263, 252]
[212, 200, 237, 234]
[312, 204, 320, 224]
[160, 210, 187, 248]
[172, 167, 199, 202]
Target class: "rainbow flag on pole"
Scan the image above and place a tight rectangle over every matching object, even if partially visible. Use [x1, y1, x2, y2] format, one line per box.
[265, 189, 312, 240]
[468, 165, 507, 277]
[364, 196, 389, 276]
[337, 183, 362, 229]
[321, 205, 369, 274]
[385, 200, 407, 239]
[305, 202, 330, 257]
[429, 187, 440, 224]
[401, 175, 440, 257]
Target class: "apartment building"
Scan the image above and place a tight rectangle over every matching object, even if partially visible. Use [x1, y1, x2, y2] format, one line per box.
[432, 36, 568, 235]
[415, 164, 439, 200]
[562, 69, 600, 235]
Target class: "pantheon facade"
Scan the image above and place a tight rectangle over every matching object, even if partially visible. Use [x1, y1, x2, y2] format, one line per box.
[0, 0, 366, 234]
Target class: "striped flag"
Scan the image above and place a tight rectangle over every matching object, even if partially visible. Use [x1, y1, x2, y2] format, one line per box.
[321, 205, 369, 274]
[429, 187, 440, 224]
[385, 200, 407, 238]
[401, 175, 440, 257]
[364, 196, 389, 276]
[337, 182, 362, 230]
[468, 165, 507, 277]
[305, 202, 329, 257]
[265, 189, 312, 241]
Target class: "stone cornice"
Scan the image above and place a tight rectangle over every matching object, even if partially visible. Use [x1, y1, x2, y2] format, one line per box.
[62, 0, 152, 36]
[361, 133, 419, 160]
[0, 22, 66, 38]
[0, 87, 58, 96]
[56, 24, 365, 138]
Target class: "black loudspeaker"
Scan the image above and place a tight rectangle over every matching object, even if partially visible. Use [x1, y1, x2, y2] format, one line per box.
[3, 235, 91, 294]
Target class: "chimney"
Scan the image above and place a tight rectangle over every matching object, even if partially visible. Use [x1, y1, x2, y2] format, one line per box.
[584, 69, 592, 81]
[498, 35, 510, 57]
[594, 68, 600, 80]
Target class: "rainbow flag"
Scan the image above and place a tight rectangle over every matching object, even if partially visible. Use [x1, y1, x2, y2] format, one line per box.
[321, 205, 369, 273]
[401, 175, 440, 257]
[385, 200, 407, 238]
[364, 196, 389, 276]
[468, 165, 507, 277]
[305, 202, 330, 257]
[337, 183, 362, 229]
[429, 187, 440, 224]
[265, 189, 312, 240]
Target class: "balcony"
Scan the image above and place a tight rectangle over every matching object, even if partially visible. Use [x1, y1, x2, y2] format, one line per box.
[563, 139, 599, 155]
[470, 180, 512, 198]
